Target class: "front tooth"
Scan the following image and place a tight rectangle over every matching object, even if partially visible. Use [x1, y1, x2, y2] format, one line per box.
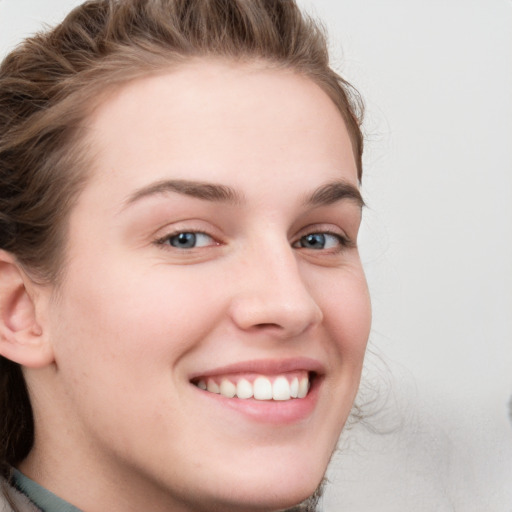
[207, 379, 220, 394]
[297, 376, 309, 398]
[236, 379, 253, 399]
[220, 379, 236, 398]
[272, 376, 291, 401]
[290, 377, 299, 398]
[253, 376, 273, 400]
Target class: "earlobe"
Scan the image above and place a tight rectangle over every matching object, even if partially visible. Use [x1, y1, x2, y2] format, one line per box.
[0, 251, 54, 368]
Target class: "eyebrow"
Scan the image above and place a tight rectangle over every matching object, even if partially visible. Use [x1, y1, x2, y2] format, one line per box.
[123, 179, 243, 208]
[122, 177, 364, 210]
[303, 180, 365, 209]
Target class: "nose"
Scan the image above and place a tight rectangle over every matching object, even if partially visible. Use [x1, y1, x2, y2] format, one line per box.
[229, 241, 323, 339]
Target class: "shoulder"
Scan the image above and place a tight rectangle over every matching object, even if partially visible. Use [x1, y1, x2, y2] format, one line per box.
[0, 479, 41, 512]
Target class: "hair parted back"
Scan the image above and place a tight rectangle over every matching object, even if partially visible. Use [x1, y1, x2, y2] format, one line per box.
[0, 0, 363, 487]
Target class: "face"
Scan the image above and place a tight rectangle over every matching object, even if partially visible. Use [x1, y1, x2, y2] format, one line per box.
[30, 61, 371, 512]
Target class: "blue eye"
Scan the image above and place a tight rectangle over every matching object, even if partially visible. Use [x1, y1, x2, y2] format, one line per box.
[164, 232, 214, 249]
[296, 233, 345, 250]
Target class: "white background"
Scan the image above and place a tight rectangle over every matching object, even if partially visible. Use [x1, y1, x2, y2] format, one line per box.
[1, 1, 511, 511]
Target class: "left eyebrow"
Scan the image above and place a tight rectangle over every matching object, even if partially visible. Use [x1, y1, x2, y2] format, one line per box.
[303, 180, 365, 208]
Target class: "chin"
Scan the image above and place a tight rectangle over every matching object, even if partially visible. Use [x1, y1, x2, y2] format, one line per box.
[201, 489, 319, 512]
[196, 463, 325, 512]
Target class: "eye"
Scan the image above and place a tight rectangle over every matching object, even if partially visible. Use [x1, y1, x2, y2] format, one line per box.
[294, 232, 348, 251]
[157, 231, 215, 249]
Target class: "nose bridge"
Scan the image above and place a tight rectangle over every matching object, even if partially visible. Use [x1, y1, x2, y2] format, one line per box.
[230, 233, 323, 336]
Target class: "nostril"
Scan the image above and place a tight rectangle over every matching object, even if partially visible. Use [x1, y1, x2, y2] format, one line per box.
[254, 323, 281, 329]
[229, 291, 322, 337]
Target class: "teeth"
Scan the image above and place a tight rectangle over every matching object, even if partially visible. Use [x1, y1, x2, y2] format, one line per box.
[236, 378, 253, 399]
[272, 376, 291, 400]
[298, 377, 309, 399]
[206, 379, 220, 394]
[290, 377, 299, 398]
[220, 379, 236, 398]
[196, 374, 311, 401]
[253, 376, 273, 400]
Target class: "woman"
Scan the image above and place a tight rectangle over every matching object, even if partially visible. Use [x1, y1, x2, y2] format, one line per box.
[0, 1, 370, 511]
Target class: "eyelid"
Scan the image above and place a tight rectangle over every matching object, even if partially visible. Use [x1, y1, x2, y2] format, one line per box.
[153, 226, 221, 250]
[293, 223, 352, 241]
[291, 225, 355, 253]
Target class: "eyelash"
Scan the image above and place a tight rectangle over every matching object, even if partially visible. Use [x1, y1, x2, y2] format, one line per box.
[293, 230, 353, 252]
[154, 229, 352, 252]
[154, 230, 217, 249]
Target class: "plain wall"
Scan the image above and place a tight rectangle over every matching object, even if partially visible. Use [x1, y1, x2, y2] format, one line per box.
[298, 2, 512, 511]
[1, 1, 511, 510]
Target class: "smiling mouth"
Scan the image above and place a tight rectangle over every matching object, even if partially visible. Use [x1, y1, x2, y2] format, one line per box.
[192, 371, 313, 401]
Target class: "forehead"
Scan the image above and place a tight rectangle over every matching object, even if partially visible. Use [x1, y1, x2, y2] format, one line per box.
[82, 60, 358, 201]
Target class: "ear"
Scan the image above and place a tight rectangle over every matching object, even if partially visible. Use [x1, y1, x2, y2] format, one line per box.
[0, 250, 54, 368]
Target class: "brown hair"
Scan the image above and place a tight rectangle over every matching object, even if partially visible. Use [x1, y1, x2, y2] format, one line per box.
[0, 0, 363, 500]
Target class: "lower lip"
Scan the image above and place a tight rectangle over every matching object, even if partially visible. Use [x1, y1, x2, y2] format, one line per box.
[193, 376, 322, 425]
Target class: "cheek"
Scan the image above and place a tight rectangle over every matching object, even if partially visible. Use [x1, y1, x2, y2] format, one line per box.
[46, 266, 229, 448]
[50, 264, 226, 379]
[316, 269, 371, 362]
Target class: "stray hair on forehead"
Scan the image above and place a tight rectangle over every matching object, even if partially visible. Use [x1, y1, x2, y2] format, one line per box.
[0, 0, 364, 284]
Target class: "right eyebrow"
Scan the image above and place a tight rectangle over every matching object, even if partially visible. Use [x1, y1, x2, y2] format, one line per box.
[122, 179, 244, 210]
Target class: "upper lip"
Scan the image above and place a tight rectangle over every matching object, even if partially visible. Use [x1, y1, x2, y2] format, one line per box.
[188, 357, 325, 381]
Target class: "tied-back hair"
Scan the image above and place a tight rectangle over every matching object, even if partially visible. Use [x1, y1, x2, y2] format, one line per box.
[0, 1, 363, 508]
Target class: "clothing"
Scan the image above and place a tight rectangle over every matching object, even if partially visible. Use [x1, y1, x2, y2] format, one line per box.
[0, 480, 40, 512]
[0, 469, 81, 512]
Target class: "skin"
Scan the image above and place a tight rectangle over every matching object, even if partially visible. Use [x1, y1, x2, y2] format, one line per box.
[15, 60, 371, 512]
